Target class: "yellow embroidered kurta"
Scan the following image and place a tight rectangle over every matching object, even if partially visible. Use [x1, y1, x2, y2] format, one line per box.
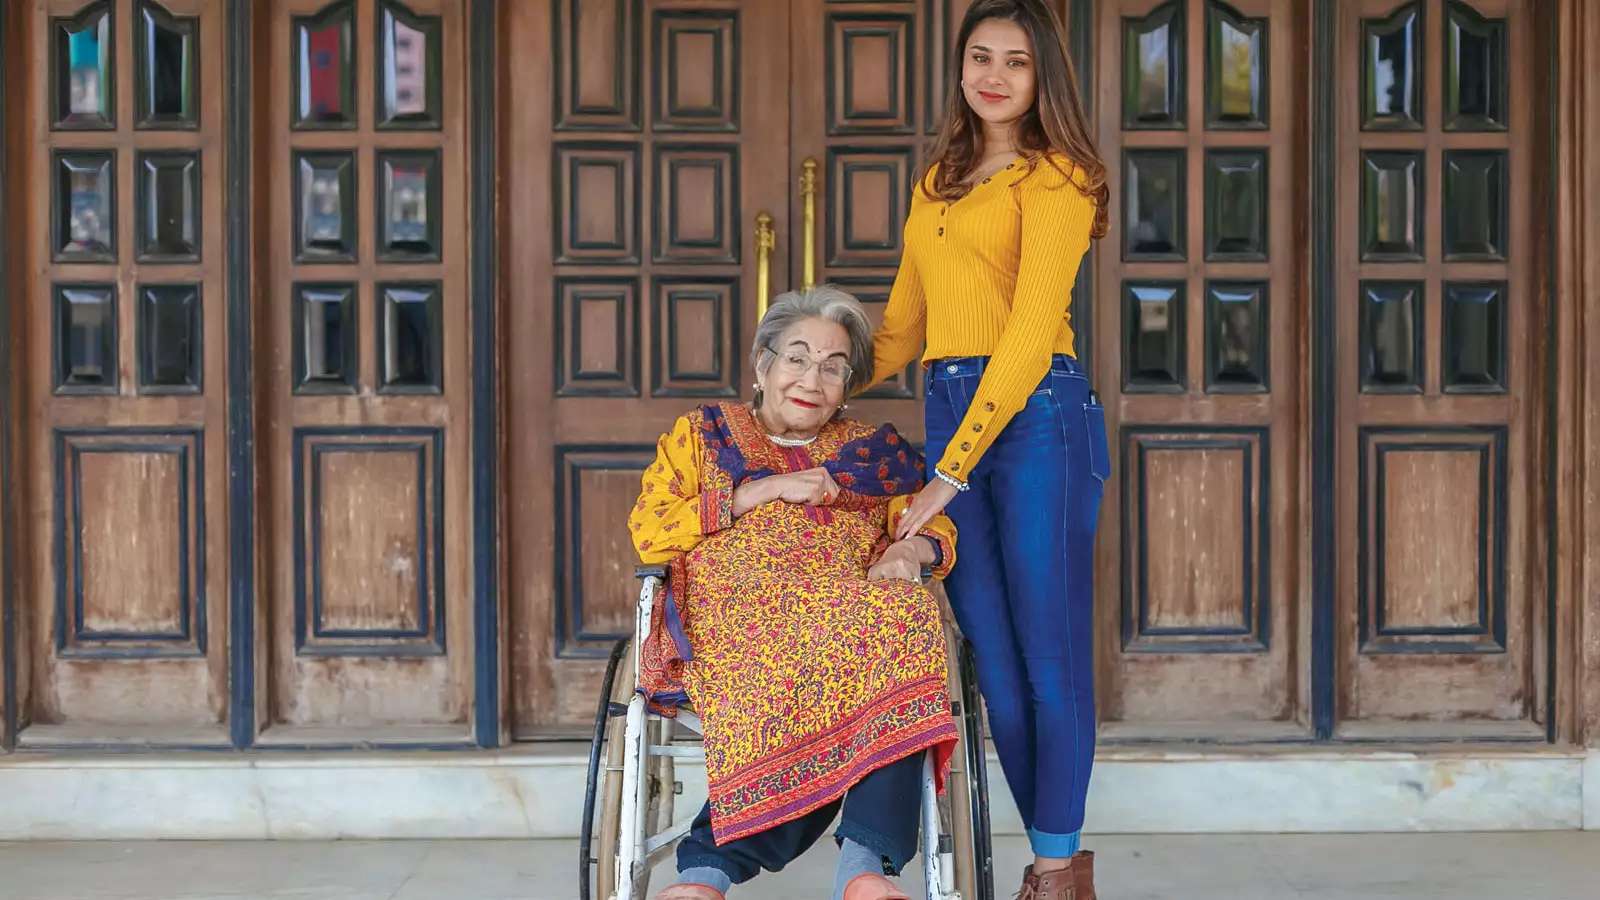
[629, 403, 958, 844]
[868, 152, 1099, 482]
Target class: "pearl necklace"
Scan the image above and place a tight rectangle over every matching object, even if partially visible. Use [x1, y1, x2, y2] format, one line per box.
[766, 432, 818, 448]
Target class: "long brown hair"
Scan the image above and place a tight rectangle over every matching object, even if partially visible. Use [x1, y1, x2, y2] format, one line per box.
[923, 0, 1109, 239]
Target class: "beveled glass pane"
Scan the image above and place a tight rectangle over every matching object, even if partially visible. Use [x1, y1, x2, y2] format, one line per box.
[1361, 151, 1423, 261]
[136, 151, 201, 261]
[55, 151, 116, 262]
[1444, 1, 1506, 131]
[377, 0, 441, 129]
[294, 283, 357, 393]
[1443, 281, 1505, 391]
[377, 150, 441, 261]
[1206, 1, 1266, 128]
[1124, 149, 1186, 260]
[54, 283, 118, 393]
[294, 151, 356, 262]
[1122, 2, 1185, 129]
[53, 1, 114, 128]
[1205, 149, 1267, 260]
[136, 0, 198, 128]
[1206, 281, 1268, 391]
[138, 284, 201, 392]
[293, 0, 356, 129]
[1443, 150, 1506, 260]
[1123, 281, 1185, 391]
[1362, 4, 1422, 130]
[1360, 281, 1423, 392]
[378, 282, 442, 392]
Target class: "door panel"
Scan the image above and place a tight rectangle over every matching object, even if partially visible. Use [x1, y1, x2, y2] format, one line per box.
[10, 0, 230, 745]
[1333, 0, 1544, 738]
[1092, 0, 1308, 737]
[506, 0, 791, 735]
[256, 0, 473, 741]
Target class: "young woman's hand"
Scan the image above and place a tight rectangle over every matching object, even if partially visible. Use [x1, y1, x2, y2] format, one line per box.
[867, 537, 931, 582]
[894, 478, 960, 540]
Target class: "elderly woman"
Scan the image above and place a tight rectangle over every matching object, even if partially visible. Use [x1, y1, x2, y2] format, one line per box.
[630, 286, 960, 900]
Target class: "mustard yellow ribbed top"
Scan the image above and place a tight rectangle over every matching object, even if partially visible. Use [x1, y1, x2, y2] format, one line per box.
[867, 152, 1098, 481]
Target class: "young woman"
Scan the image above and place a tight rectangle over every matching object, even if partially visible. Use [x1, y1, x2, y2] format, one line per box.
[864, 2, 1110, 898]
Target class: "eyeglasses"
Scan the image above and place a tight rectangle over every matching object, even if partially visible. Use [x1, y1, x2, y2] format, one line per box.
[765, 346, 854, 386]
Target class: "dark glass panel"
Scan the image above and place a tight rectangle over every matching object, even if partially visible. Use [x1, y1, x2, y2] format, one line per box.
[377, 0, 441, 129]
[136, 151, 201, 261]
[1443, 150, 1506, 260]
[138, 284, 201, 392]
[294, 283, 358, 393]
[1206, 281, 1268, 391]
[378, 283, 442, 392]
[1122, 2, 1184, 129]
[293, 0, 356, 128]
[1123, 281, 1185, 391]
[53, 1, 114, 128]
[377, 150, 441, 261]
[1362, 4, 1422, 130]
[1206, 1, 1266, 128]
[1124, 149, 1186, 259]
[1360, 281, 1423, 392]
[1443, 282, 1506, 392]
[1444, 1, 1506, 131]
[294, 151, 357, 262]
[1205, 149, 1267, 260]
[136, 0, 198, 127]
[55, 151, 116, 262]
[1361, 151, 1423, 261]
[54, 283, 118, 393]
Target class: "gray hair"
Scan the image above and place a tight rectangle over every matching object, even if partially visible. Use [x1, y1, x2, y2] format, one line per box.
[750, 285, 875, 398]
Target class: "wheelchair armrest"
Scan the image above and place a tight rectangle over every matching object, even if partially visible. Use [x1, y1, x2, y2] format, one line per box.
[920, 565, 934, 583]
[634, 565, 667, 580]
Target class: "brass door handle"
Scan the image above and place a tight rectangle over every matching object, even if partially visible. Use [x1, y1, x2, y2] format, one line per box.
[799, 158, 818, 291]
[755, 211, 776, 321]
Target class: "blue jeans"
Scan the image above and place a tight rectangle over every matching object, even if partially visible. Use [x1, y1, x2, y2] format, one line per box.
[676, 750, 923, 883]
[924, 355, 1109, 856]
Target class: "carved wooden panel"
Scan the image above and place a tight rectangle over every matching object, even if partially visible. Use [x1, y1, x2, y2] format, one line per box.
[54, 429, 206, 659]
[553, 0, 641, 131]
[1121, 428, 1269, 653]
[825, 146, 913, 268]
[555, 142, 641, 264]
[653, 144, 739, 263]
[831, 275, 916, 400]
[1358, 428, 1506, 654]
[555, 277, 640, 398]
[652, 9, 738, 132]
[293, 428, 444, 657]
[827, 12, 915, 134]
[553, 447, 655, 658]
[651, 276, 740, 398]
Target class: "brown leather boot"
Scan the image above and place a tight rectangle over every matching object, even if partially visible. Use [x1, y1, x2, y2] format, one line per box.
[1031, 851, 1096, 900]
[1015, 864, 1039, 900]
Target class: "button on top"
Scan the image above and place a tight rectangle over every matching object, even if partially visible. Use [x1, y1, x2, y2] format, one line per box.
[946, 364, 959, 374]
[982, 177, 991, 184]
[937, 227, 944, 235]
[972, 424, 983, 432]
[960, 442, 972, 451]
[984, 401, 996, 411]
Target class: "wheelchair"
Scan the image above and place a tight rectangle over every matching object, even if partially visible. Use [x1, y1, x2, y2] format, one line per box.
[580, 565, 995, 900]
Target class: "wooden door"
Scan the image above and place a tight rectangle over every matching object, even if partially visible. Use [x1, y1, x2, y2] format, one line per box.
[787, 0, 974, 440]
[8, 0, 231, 746]
[1332, 0, 1546, 740]
[504, 0, 793, 735]
[1091, 0, 1309, 739]
[255, 0, 475, 743]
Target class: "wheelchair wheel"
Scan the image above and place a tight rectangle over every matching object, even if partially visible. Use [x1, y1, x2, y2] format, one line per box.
[941, 631, 994, 900]
[581, 637, 677, 900]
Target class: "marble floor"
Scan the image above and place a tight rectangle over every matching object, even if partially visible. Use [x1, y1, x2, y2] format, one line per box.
[0, 833, 1597, 900]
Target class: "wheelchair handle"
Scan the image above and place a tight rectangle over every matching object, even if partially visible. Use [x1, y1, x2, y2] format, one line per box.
[634, 565, 667, 580]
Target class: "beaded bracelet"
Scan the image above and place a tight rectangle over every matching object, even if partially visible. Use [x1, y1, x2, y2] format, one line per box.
[935, 469, 970, 492]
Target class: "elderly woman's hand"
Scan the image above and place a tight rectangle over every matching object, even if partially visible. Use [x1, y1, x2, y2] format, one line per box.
[732, 467, 841, 516]
[867, 537, 934, 582]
